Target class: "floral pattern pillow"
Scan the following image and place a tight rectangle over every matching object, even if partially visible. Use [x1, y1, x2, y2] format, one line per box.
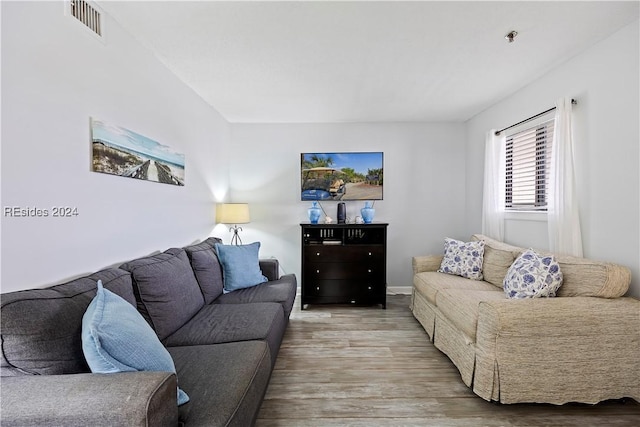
[437, 238, 485, 280]
[503, 249, 563, 299]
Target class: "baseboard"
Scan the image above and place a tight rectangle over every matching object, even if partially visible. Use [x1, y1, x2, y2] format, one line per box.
[387, 286, 412, 295]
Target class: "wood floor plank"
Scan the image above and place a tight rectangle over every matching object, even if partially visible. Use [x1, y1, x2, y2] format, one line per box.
[257, 295, 640, 426]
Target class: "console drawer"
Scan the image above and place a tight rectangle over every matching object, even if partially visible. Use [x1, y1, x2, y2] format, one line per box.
[304, 262, 383, 280]
[304, 280, 384, 297]
[303, 245, 383, 263]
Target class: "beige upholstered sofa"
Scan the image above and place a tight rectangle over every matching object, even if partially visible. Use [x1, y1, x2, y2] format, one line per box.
[411, 234, 640, 405]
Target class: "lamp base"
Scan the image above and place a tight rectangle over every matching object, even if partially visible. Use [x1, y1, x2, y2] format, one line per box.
[229, 225, 243, 245]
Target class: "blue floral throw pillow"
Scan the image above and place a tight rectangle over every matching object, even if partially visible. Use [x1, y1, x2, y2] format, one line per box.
[437, 238, 485, 280]
[503, 249, 563, 299]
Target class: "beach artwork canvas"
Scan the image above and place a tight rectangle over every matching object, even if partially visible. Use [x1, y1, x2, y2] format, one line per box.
[91, 118, 185, 186]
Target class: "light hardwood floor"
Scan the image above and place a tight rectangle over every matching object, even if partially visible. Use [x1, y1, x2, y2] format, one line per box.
[256, 294, 640, 426]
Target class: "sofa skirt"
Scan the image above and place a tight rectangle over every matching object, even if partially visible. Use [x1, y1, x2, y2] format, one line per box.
[411, 290, 436, 341]
[433, 312, 476, 388]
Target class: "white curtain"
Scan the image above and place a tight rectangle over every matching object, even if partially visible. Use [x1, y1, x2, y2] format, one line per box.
[482, 130, 506, 241]
[548, 97, 583, 257]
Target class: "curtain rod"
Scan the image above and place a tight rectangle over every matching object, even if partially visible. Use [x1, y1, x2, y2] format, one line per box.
[495, 99, 577, 136]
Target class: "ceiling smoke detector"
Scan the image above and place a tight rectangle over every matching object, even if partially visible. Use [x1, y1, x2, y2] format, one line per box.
[505, 30, 518, 43]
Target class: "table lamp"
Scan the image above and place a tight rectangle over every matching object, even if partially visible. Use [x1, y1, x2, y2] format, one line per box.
[216, 203, 250, 245]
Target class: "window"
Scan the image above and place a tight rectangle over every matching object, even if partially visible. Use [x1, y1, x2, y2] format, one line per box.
[505, 119, 554, 211]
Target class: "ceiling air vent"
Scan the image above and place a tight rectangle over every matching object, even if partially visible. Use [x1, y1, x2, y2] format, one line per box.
[68, 0, 102, 37]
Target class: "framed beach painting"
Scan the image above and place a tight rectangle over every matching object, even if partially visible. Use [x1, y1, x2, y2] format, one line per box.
[91, 118, 185, 186]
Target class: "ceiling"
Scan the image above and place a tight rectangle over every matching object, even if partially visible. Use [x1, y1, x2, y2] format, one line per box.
[99, 1, 639, 123]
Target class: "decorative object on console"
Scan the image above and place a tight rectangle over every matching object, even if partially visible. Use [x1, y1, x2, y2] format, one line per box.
[437, 237, 485, 280]
[90, 118, 185, 186]
[216, 203, 250, 245]
[337, 202, 346, 224]
[360, 201, 375, 224]
[308, 201, 322, 224]
[503, 249, 563, 299]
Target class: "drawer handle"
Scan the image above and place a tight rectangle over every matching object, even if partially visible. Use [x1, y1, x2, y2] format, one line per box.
[368, 252, 372, 256]
[316, 269, 320, 273]
[316, 252, 321, 256]
[368, 269, 372, 273]
[368, 286, 372, 290]
[316, 286, 320, 291]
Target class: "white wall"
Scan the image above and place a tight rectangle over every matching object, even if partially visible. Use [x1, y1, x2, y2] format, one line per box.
[228, 122, 467, 289]
[465, 20, 640, 297]
[3, 3, 636, 300]
[1, 2, 231, 292]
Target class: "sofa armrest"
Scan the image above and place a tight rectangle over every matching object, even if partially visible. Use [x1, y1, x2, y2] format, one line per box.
[474, 296, 640, 403]
[275, 273, 297, 287]
[260, 258, 280, 281]
[478, 296, 640, 337]
[412, 255, 443, 274]
[1, 372, 178, 426]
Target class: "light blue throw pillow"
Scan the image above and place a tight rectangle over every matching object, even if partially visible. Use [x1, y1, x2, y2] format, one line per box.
[503, 249, 563, 299]
[82, 280, 189, 406]
[214, 242, 268, 293]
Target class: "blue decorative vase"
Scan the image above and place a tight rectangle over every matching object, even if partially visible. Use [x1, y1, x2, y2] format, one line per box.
[360, 202, 375, 224]
[308, 201, 322, 224]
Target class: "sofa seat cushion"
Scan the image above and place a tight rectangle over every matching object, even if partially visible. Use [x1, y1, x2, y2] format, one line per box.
[0, 268, 134, 376]
[168, 342, 271, 427]
[162, 303, 285, 364]
[214, 274, 297, 319]
[184, 237, 224, 304]
[436, 288, 505, 342]
[414, 271, 498, 305]
[121, 248, 205, 341]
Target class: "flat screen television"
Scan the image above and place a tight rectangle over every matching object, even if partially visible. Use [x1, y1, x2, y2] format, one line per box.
[300, 152, 383, 201]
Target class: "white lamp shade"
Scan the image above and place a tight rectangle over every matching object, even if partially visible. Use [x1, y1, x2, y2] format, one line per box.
[216, 203, 250, 224]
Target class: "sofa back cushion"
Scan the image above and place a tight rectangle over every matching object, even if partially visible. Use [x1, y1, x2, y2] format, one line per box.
[472, 234, 522, 288]
[184, 237, 224, 304]
[472, 234, 631, 297]
[0, 268, 134, 376]
[121, 248, 205, 341]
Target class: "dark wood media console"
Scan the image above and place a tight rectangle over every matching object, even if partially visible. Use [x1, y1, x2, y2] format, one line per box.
[300, 223, 388, 309]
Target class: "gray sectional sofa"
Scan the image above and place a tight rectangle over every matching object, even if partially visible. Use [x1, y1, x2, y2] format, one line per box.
[1, 237, 297, 426]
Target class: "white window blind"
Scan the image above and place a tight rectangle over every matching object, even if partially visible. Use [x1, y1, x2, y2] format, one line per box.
[505, 119, 555, 211]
